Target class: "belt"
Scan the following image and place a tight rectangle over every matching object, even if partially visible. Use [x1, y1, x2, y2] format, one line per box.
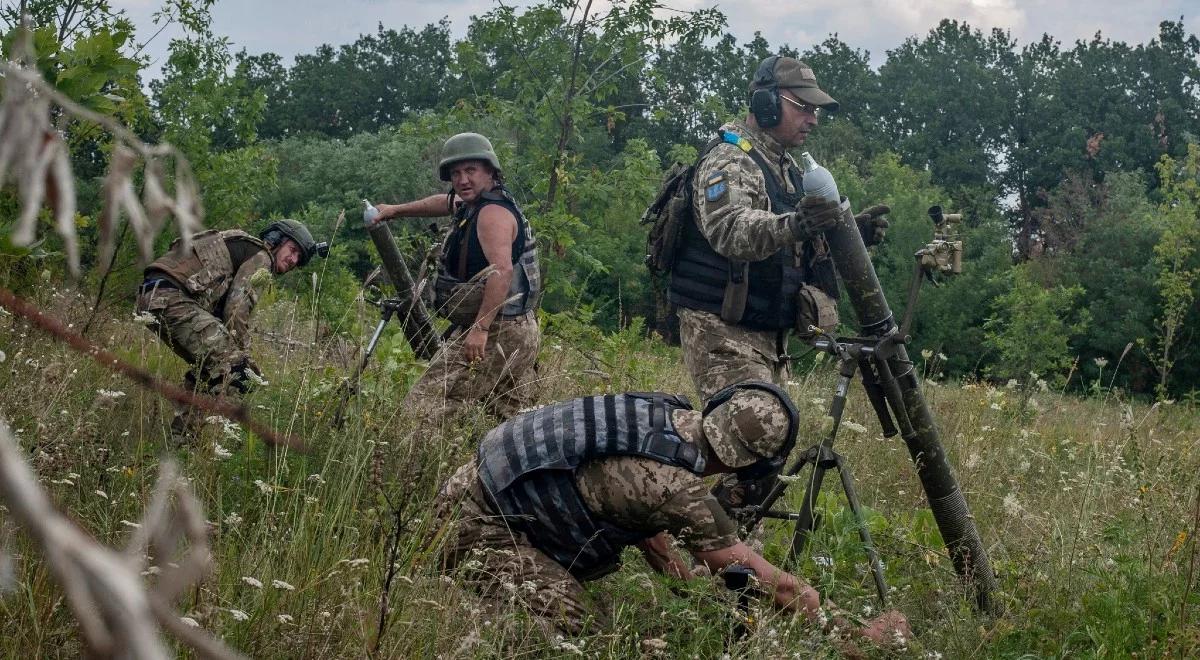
[139, 277, 179, 294]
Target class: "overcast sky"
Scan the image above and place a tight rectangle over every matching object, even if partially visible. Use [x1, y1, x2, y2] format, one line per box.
[113, 0, 1194, 81]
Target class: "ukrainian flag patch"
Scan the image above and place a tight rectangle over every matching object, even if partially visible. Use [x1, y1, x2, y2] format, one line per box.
[705, 171, 728, 202]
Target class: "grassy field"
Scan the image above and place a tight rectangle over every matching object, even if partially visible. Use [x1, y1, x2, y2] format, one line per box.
[1, 286, 1198, 658]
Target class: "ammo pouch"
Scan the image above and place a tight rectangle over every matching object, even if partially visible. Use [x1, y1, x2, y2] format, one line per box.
[433, 271, 486, 328]
[795, 284, 839, 338]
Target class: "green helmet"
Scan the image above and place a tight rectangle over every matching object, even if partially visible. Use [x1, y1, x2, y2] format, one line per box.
[261, 219, 321, 267]
[438, 132, 501, 182]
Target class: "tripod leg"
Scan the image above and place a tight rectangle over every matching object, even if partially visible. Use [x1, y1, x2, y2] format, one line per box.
[788, 462, 828, 562]
[835, 454, 890, 607]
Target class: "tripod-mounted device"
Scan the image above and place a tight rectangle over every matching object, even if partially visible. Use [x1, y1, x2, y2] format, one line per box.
[721, 204, 998, 614]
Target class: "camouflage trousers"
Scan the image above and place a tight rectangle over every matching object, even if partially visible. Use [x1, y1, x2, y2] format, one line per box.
[677, 307, 789, 403]
[135, 284, 251, 436]
[404, 312, 540, 427]
[678, 308, 791, 522]
[431, 462, 597, 638]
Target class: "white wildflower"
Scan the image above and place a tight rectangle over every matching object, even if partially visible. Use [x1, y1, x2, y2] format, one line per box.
[179, 616, 200, 628]
[242, 576, 263, 589]
[272, 579, 295, 591]
[253, 479, 273, 494]
[120, 520, 141, 529]
[50, 478, 74, 486]
[132, 311, 157, 325]
[989, 402, 1002, 410]
[1005, 379, 1017, 389]
[813, 554, 835, 568]
[277, 614, 294, 624]
[307, 473, 326, 485]
[937, 352, 947, 361]
[67, 472, 80, 480]
[1002, 493, 1023, 517]
[246, 369, 269, 387]
[305, 496, 318, 504]
[213, 444, 233, 459]
[343, 558, 370, 568]
[224, 512, 243, 528]
[776, 473, 803, 483]
[1093, 357, 1108, 368]
[93, 490, 107, 499]
[228, 609, 250, 622]
[641, 637, 669, 653]
[921, 349, 933, 359]
[841, 420, 868, 435]
[95, 389, 126, 401]
[0, 350, 6, 363]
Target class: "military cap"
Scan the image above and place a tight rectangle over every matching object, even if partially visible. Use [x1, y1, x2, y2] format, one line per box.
[753, 56, 840, 112]
[701, 389, 792, 468]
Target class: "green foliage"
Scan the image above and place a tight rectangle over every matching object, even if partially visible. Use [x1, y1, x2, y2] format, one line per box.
[1147, 143, 1200, 399]
[984, 265, 1090, 405]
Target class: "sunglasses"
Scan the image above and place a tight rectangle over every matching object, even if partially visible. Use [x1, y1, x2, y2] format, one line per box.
[780, 94, 823, 118]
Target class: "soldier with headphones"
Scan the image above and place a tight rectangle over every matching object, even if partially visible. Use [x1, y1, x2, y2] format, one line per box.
[135, 219, 328, 442]
[666, 54, 891, 507]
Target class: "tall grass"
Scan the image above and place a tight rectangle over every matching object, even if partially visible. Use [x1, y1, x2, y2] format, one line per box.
[1, 285, 1198, 658]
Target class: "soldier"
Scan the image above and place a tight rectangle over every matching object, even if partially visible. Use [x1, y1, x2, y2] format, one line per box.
[431, 381, 909, 644]
[368, 132, 541, 426]
[135, 219, 324, 440]
[667, 55, 890, 506]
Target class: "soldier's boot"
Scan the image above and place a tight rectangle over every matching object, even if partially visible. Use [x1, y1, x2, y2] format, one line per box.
[168, 370, 205, 445]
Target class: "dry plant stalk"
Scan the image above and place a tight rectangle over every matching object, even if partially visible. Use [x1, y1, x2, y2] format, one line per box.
[1, 19, 203, 277]
[0, 421, 244, 659]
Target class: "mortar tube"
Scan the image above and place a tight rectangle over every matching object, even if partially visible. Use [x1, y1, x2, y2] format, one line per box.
[365, 221, 441, 360]
[823, 198, 1002, 614]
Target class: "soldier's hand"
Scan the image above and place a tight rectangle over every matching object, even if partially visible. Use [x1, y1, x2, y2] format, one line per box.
[463, 324, 488, 363]
[789, 196, 841, 240]
[854, 204, 890, 247]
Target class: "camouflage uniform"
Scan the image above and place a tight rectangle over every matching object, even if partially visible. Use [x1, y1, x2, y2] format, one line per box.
[679, 119, 806, 401]
[135, 230, 273, 433]
[431, 390, 792, 637]
[402, 310, 540, 426]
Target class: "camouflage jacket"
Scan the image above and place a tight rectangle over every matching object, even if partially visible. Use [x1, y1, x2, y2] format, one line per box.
[146, 229, 273, 349]
[691, 119, 803, 262]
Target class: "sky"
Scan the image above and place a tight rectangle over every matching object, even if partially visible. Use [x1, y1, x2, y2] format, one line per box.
[112, 0, 1195, 80]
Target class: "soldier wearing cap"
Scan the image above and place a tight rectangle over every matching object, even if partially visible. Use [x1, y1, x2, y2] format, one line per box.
[667, 55, 891, 505]
[431, 381, 909, 643]
[135, 219, 325, 440]
[369, 132, 541, 426]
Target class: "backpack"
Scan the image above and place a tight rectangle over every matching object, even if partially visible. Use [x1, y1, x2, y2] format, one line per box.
[641, 136, 723, 275]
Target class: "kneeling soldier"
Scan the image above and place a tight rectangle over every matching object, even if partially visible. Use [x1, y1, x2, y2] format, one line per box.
[135, 219, 324, 440]
[432, 381, 909, 643]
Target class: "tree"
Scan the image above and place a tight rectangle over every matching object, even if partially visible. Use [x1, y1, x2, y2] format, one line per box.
[1147, 143, 1200, 399]
[984, 265, 1089, 407]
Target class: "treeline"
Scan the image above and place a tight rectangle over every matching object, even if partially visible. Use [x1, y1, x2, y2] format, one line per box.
[3, 0, 1200, 398]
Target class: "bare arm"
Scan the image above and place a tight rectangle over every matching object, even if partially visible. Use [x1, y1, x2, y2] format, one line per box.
[375, 193, 455, 221]
[636, 532, 694, 580]
[692, 541, 819, 616]
[691, 541, 911, 644]
[461, 205, 517, 361]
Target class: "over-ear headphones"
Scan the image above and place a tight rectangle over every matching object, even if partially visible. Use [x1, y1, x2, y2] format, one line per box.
[749, 55, 783, 128]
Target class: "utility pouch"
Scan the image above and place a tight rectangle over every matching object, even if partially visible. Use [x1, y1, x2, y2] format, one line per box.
[795, 283, 839, 338]
[720, 261, 749, 323]
[433, 267, 493, 328]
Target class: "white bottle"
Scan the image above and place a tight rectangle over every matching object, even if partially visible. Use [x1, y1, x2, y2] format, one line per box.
[799, 152, 839, 202]
[362, 199, 380, 226]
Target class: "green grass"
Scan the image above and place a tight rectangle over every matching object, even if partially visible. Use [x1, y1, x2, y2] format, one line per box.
[1, 287, 1198, 658]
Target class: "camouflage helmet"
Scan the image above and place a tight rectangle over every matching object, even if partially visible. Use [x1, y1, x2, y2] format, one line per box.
[701, 384, 797, 470]
[438, 132, 501, 182]
[261, 219, 318, 267]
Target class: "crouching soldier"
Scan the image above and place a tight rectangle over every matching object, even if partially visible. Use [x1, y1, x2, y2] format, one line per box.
[431, 381, 909, 644]
[368, 132, 541, 426]
[135, 219, 325, 441]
